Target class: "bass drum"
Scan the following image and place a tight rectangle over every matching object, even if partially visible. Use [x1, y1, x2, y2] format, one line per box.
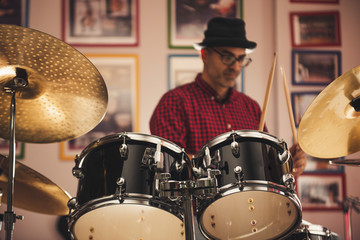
[193, 130, 302, 240]
[285, 220, 341, 240]
[68, 132, 192, 240]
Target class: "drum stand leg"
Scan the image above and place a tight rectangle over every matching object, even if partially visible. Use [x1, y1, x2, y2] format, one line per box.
[181, 182, 196, 240]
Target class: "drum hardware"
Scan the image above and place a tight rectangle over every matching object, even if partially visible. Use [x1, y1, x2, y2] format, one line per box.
[159, 179, 196, 240]
[119, 137, 128, 159]
[204, 147, 212, 168]
[230, 132, 240, 158]
[193, 170, 220, 197]
[282, 173, 295, 190]
[234, 166, 245, 191]
[72, 156, 84, 180]
[115, 177, 126, 196]
[141, 142, 164, 171]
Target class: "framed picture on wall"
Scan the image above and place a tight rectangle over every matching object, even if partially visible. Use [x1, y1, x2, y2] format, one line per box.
[60, 54, 139, 160]
[292, 50, 341, 86]
[290, 11, 341, 47]
[296, 173, 345, 211]
[168, 54, 244, 91]
[291, 91, 319, 127]
[0, 140, 25, 159]
[168, 0, 243, 49]
[168, 54, 202, 89]
[61, 0, 139, 47]
[290, 0, 339, 3]
[0, 0, 30, 26]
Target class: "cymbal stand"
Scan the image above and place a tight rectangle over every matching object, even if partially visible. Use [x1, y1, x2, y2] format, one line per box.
[2, 72, 27, 240]
[180, 181, 196, 240]
[340, 197, 360, 240]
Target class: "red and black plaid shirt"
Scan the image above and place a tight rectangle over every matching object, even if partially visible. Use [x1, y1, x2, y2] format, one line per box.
[150, 74, 267, 154]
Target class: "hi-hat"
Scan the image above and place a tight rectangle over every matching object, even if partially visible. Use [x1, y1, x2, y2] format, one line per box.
[298, 65, 360, 158]
[0, 154, 71, 215]
[0, 24, 108, 143]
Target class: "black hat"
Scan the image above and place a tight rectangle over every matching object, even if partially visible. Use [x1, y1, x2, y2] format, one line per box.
[194, 17, 257, 50]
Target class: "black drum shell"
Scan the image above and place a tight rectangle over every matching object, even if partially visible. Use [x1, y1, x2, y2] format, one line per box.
[74, 133, 192, 205]
[194, 130, 292, 187]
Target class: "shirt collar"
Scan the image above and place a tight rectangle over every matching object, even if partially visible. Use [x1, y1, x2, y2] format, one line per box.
[195, 73, 235, 103]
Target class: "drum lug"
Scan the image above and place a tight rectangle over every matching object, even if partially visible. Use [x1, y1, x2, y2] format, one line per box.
[67, 197, 79, 212]
[230, 133, 240, 158]
[282, 173, 295, 190]
[72, 166, 84, 179]
[115, 177, 126, 196]
[234, 166, 244, 190]
[119, 143, 128, 160]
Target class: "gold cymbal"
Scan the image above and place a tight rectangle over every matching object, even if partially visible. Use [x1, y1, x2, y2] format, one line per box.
[298, 65, 360, 158]
[0, 24, 108, 143]
[0, 154, 71, 215]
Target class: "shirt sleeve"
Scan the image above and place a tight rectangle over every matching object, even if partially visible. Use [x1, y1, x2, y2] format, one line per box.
[149, 91, 188, 149]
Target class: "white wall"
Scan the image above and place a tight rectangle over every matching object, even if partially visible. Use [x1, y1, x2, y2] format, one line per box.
[0, 0, 359, 239]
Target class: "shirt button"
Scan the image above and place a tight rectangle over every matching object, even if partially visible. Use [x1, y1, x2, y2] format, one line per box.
[211, 96, 215, 100]
[222, 104, 225, 108]
[227, 124, 231, 129]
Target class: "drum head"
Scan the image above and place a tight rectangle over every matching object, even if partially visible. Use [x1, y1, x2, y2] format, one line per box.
[200, 189, 301, 240]
[72, 202, 185, 240]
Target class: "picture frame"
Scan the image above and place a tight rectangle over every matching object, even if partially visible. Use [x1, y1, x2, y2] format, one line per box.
[168, 0, 243, 49]
[60, 54, 139, 160]
[291, 91, 319, 127]
[290, 11, 341, 47]
[168, 54, 202, 89]
[0, 0, 30, 27]
[61, 0, 139, 47]
[290, 0, 339, 4]
[296, 173, 346, 211]
[0, 140, 25, 159]
[292, 50, 341, 86]
[168, 54, 244, 91]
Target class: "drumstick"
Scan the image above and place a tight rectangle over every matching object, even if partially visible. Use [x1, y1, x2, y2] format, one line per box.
[259, 52, 278, 131]
[280, 66, 297, 143]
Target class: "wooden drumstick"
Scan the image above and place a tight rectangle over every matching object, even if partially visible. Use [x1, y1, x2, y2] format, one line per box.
[280, 66, 297, 143]
[259, 52, 278, 131]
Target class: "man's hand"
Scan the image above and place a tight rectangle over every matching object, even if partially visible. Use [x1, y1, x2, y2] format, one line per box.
[290, 142, 306, 176]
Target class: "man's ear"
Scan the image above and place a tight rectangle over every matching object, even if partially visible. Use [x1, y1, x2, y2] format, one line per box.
[201, 49, 207, 63]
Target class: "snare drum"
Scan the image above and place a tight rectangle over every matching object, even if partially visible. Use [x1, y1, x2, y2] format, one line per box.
[285, 221, 341, 240]
[68, 132, 192, 240]
[193, 130, 302, 240]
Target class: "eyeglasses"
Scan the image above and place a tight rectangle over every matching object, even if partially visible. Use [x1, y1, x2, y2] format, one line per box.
[211, 48, 252, 67]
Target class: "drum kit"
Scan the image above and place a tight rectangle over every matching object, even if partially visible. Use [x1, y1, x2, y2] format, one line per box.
[0, 24, 359, 240]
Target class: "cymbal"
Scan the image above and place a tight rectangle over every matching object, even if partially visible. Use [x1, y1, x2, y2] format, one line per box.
[0, 24, 108, 143]
[298, 65, 360, 158]
[330, 159, 360, 166]
[0, 154, 71, 215]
